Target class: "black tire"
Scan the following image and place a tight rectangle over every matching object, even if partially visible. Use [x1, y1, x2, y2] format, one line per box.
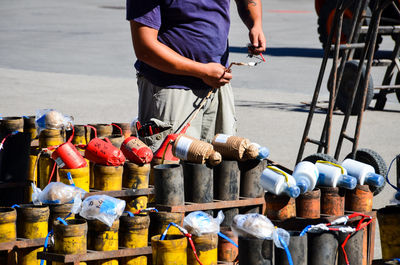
[395, 72, 400, 103]
[318, 2, 381, 54]
[334, 60, 374, 115]
[303, 153, 339, 164]
[345, 148, 387, 196]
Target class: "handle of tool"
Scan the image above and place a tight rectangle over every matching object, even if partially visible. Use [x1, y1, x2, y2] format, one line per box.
[179, 88, 214, 134]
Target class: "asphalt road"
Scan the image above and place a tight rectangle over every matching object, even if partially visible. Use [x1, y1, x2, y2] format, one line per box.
[0, 0, 399, 258]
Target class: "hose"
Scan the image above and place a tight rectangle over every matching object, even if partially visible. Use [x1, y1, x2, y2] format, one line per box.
[278, 234, 294, 265]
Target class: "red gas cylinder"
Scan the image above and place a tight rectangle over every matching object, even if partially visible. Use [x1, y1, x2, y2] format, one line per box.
[85, 137, 126, 166]
[121, 136, 153, 165]
[153, 133, 179, 161]
[51, 142, 87, 169]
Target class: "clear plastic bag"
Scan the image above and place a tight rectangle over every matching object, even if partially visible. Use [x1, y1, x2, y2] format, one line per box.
[32, 182, 86, 205]
[78, 195, 126, 227]
[183, 211, 224, 236]
[231, 213, 290, 249]
[35, 109, 74, 134]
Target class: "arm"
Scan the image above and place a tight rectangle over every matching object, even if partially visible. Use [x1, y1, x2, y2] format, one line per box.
[235, 0, 266, 54]
[130, 21, 232, 88]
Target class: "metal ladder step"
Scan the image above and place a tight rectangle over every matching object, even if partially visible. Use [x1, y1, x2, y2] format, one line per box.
[360, 25, 400, 35]
[374, 84, 400, 90]
[330, 43, 365, 51]
[372, 59, 394, 67]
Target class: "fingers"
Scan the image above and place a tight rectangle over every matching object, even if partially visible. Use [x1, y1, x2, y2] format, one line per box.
[249, 29, 267, 54]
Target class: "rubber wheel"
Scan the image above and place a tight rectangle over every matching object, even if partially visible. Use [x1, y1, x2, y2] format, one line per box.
[395, 72, 400, 103]
[315, 0, 327, 16]
[318, 2, 381, 53]
[303, 153, 339, 164]
[345, 148, 387, 196]
[333, 60, 374, 115]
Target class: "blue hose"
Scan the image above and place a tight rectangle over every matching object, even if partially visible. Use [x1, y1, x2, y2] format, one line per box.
[218, 232, 238, 248]
[300, 225, 311, 237]
[385, 155, 400, 192]
[278, 235, 294, 265]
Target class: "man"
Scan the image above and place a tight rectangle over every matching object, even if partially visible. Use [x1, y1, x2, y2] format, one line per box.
[127, 0, 266, 150]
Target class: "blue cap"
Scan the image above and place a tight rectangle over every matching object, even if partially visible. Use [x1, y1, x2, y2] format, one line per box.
[284, 186, 300, 198]
[297, 179, 309, 194]
[365, 173, 384, 187]
[337, 175, 357, 190]
[257, 147, 270, 160]
[395, 191, 400, 201]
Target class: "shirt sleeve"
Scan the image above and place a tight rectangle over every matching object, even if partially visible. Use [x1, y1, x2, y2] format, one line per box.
[126, 0, 161, 30]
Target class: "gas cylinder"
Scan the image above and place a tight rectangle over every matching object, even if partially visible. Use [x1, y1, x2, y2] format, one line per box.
[341, 158, 384, 187]
[121, 136, 153, 165]
[293, 161, 319, 194]
[51, 142, 87, 169]
[260, 166, 300, 198]
[85, 137, 125, 166]
[153, 133, 179, 162]
[316, 161, 357, 190]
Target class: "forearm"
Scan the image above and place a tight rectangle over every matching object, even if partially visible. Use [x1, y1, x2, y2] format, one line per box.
[235, 0, 263, 30]
[130, 21, 206, 79]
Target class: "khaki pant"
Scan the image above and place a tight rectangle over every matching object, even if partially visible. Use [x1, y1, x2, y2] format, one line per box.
[137, 75, 237, 149]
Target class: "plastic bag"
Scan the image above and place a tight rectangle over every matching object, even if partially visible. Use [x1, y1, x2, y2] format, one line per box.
[32, 182, 86, 205]
[183, 211, 224, 236]
[35, 109, 74, 134]
[78, 195, 126, 227]
[231, 213, 290, 249]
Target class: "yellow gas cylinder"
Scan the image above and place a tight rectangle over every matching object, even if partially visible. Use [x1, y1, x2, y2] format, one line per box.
[69, 125, 89, 146]
[151, 234, 187, 265]
[0, 207, 16, 242]
[39, 129, 64, 149]
[88, 219, 119, 265]
[377, 205, 400, 259]
[47, 203, 75, 232]
[16, 204, 49, 265]
[53, 219, 87, 265]
[38, 152, 56, 189]
[187, 233, 218, 265]
[119, 214, 150, 265]
[149, 211, 184, 239]
[93, 164, 123, 191]
[27, 147, 40, 202]
[59, 165, 90, 192]
[23, 116, 37, 140]
[0, 207, 17, 265]
[123, 162, 150, 212]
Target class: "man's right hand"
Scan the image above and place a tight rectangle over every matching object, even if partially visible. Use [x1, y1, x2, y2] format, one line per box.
[201, 62, 232, 89]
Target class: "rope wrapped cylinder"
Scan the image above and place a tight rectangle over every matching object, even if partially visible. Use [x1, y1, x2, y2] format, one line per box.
[172, 135, 222, 166]
[212, 134, 258, 161]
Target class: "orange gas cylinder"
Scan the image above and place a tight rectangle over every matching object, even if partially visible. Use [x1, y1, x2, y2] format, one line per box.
[153, 134, 179, 162]
[121, 136, 153, 165]
[85, 137, 125, 166]
[51, 142, 87, 169]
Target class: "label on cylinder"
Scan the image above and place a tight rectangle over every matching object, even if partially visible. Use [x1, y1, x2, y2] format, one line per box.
[55, 157, 66, 168]
[175, 136, 193, 160]
[214, 134, 231, 143]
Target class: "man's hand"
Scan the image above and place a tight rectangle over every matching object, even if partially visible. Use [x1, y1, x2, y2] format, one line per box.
[201, 62, 232, 89]
[249, 27, 266, 55]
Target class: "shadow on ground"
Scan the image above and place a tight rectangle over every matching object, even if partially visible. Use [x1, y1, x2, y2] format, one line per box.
[230, 46, 324, 58]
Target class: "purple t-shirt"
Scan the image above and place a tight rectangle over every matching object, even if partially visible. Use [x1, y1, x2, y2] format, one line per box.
[126, 0, 230, 89]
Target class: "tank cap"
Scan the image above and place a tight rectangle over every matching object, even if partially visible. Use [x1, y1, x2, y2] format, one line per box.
[365, 173, 384, 187]
[296, 179, 309, 194]
[286, 186, 300, 198]
[337, 175, 357, 190]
